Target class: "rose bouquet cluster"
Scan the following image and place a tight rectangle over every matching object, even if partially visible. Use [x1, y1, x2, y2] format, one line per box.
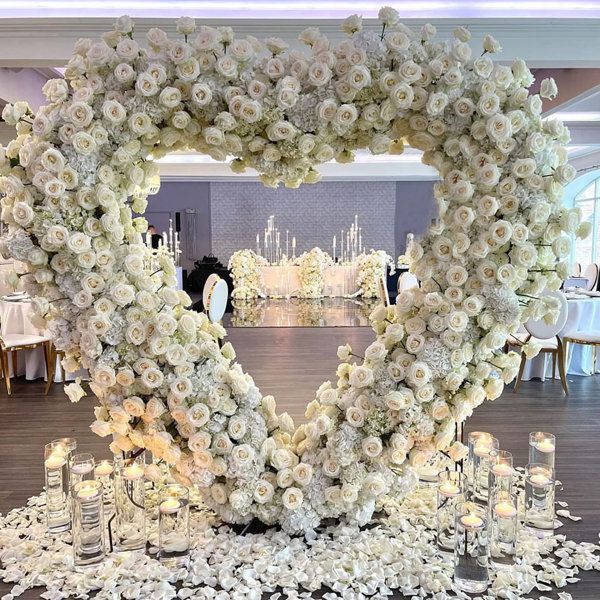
[295, 247, 333, 298]
[228, 249, 267, 300]
[356, 250, 394, 297]
[0, 8, 590, 534]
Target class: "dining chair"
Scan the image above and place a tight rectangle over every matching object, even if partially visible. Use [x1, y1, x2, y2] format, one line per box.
[571, 262, 581, 277]
[563, 331, 600, 376]
[507, 290, 569, 395]
[582, 263, 599, 291]
[397, 272, 419, 293]
[206, 277, 229, 324]
[0, 333, 53, 395]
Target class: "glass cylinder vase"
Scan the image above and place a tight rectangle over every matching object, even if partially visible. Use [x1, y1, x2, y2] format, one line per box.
[489, 490, 518, 568]
[44, 441, 71, 533]
[467, 432, 491, 493]
[69, 453, 95, 488]
[488, 450, 514, 498]
[437, 471, 466, 553]
[472, 435, 499, 503]
[72, 480, 106, 570]
[524, 463, 555, 537]
[158, 484, 190, 567]
[454, 502, 489, 594]
[94, 459, 115, 516]
[114, 455, 146, 552]
[529, 432, 555, 470]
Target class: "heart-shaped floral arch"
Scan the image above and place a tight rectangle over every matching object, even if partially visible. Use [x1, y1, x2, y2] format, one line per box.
[0, 9, 589, 533]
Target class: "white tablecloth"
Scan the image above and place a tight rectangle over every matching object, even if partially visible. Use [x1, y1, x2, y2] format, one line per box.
[259, 265, 358, 297]
[521, 297, 600, 380]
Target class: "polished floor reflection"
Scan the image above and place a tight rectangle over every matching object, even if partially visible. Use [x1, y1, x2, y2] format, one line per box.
[223, 297, 381, 327]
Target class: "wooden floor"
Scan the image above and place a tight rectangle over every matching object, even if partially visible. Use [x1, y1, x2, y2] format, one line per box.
[1, 326, 600, 598]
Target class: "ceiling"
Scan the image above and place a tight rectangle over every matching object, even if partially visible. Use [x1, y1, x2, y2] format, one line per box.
[0, 6, 599, 181]
[1, 0, 600, 19]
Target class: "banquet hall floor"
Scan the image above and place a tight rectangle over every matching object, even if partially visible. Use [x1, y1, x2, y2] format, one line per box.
[1, 326, 600, 598]
[223, 297, 381, 327]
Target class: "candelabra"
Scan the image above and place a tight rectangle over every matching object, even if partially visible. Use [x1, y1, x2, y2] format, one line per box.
[145, 219, 182, 267]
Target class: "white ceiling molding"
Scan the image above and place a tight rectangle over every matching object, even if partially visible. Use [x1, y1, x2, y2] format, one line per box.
[0, 18, 598, 67]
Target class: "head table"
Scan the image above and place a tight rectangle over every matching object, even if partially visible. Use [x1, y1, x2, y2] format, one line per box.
[260, 264, 359, 297]
[521, 295, 600, 380]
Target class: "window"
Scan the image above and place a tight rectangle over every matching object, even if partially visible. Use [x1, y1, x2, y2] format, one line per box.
[572, 176, 600, 266]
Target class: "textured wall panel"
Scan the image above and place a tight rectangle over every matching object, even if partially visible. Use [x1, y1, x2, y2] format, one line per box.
[211, 181, 397, 262]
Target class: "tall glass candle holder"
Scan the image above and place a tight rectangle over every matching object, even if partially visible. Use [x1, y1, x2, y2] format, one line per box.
[52, 437, 77, 454]
[44, 442, 71, 533]
[70, 453, 95, 488]
[524, 463, 555, 537]
[472, 435, 499, 503]
[529, 432, 555, 470]
[114, 455, 146, 552]
[488, 450, 514, 498]
[52, 438, 77, 499]
[489, 490, 518, 568]
[437, 471, 466, 553]
[159, 484, 190, 567]
[467, 432, 491, 492]
[72, 480, 106, 570]
[454, 502, 489, 594]
[94, 459, 114, 515]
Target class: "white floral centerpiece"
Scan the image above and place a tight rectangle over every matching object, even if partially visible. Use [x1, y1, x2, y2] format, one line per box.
[228, 249, 267, 300]
[295, 247, 333, 298]
[0, 8, 591, 536]
[356, 250, 394, 298]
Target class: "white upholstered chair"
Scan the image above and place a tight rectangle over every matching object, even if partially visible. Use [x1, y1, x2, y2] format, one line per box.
[205, 278, 228, 324]
[0, 334, 53, 395]
[571, 262, 581, 277]
[397, 272, 419, 293]
[507, 290, 569, 395]
[563, 330, 600, 376]
[582, 263, 599, 291]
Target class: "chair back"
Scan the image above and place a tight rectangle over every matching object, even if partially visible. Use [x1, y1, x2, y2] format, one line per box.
[203, 273, 221, 310]
[583, 263, 599, 291]
[207, 279, 229, 323]
[397, 272, 418, 293]
[571, 262, 581, 277]
[524, 290, 568, 340]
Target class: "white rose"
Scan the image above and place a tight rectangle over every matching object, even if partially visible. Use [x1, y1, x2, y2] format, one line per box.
[378, 6, 399, 26]
[362, 436, 383, 458]
[282, 487, 304, 510]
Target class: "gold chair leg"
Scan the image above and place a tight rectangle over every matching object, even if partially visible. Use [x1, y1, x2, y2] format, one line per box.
[514, 352, 527, 393]
[44, 342, 53, 395]
[557, 338, 569, 396]
[552, 351, 557, 380]
[11, 350, 17, 377]
[593, 345, 597, 375]
[1, 349, 11, 395]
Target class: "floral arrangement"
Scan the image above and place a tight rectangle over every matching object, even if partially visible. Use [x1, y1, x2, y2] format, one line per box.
[228, 249, 267, 300]
[295, 247, 333, 298]
[229, 299, 267, 327]
[356, 250, 394, 297]
[0, 9, 590, 535]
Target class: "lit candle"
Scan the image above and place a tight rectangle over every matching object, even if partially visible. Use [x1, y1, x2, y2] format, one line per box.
[439, 482, 461, 497]
[536, 440, 555, 454]
[494, 501, 517, 519]
[159, 497, 181, 514]
[70, 462, 94, 475]
[95, 461, 114, 477]
[77, 482, 100, 499]
[122, 464, 145, 481]
[529, 473, 551, 486]
[492, 463, 514, 477]
[474, 441, 493, 457]
[45, 453, 66, 469]
[461, 513, 484, 528]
